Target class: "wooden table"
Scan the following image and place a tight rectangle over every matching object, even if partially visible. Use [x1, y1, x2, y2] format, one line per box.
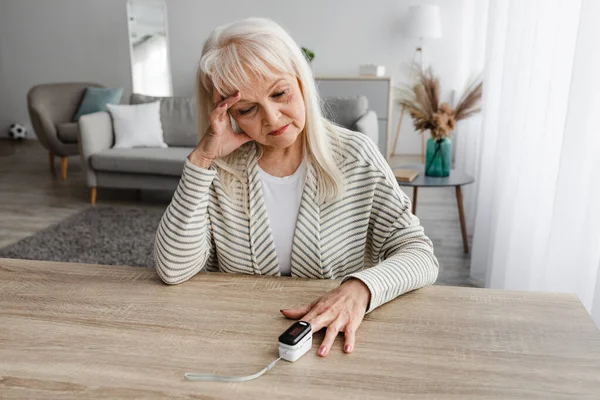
[1, 258, 600, 399]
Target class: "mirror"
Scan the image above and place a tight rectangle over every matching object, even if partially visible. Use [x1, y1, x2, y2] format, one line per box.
[127, 0, 173, 96]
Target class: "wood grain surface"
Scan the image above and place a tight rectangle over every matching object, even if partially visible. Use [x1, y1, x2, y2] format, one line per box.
[1, 258, 599, 399]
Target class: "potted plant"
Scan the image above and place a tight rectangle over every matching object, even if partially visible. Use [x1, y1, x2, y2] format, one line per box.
[301, 47, 315, 64]
[397, 67, 482, 176]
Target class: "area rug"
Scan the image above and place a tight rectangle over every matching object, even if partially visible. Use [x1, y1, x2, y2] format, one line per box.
[0, 206, 166, 267]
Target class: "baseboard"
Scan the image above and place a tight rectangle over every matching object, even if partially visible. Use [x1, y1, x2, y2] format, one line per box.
[468, 277, 485, 288]
[0, 133, 37, 140]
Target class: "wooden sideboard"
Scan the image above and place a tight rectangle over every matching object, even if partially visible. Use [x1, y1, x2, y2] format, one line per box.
[316, 76, 393, 159]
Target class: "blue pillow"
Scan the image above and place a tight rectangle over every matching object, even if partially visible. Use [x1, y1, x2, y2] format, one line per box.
[73, 87, 123, 121]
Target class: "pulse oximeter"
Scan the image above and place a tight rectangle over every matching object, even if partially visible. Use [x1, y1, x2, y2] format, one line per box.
[278, 321, 312, 362]
[184, 320, 313, 381]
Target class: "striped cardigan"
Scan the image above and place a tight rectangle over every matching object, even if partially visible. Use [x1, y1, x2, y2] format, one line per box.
[154, 127, 439, 313]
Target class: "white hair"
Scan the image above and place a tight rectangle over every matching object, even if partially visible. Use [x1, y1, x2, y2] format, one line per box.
[196, 17, 345, 215]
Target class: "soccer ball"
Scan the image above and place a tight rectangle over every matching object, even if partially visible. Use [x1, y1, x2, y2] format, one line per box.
[8, 123, 27, 140]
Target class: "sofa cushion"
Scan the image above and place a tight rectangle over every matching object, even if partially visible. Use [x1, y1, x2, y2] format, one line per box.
[130, 93, 197, 148]
[90, 147, 191, 176]
[322, 96, 369, 130]
[73, 87, 123, 121]
[57, 122, 80, 143]
[107, 102, 168, 149]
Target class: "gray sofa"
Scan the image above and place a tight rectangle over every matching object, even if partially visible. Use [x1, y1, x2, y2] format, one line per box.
[78, 94, 378, 205]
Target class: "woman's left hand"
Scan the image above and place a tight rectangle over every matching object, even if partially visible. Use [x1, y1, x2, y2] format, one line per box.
[280, 278, 371, 357]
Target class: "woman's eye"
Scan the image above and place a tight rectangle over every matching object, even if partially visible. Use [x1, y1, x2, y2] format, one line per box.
[238, 91, 286, 115]
[239, 106, 255, 115]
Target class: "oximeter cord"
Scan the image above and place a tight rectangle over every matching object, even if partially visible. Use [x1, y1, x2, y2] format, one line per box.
[184, 357, 282, 382]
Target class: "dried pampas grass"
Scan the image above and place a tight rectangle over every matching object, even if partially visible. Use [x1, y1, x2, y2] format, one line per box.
[396, 66, 482, 142]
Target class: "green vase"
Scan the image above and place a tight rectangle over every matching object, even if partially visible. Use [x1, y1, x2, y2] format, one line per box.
[425, 137, 451, 177]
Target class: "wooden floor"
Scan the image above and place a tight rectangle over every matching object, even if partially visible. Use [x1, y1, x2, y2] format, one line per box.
[0, 139, 473, 287]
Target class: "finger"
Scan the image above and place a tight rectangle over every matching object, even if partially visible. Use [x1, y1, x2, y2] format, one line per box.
[280, 301, 315, 320]
[224, 91, 242, 108]
[301, 308, 321, 331]
[343, 324, 357, 354]
[318, 324, 341, 357]
[214, 91, 241, 113]
[304, 308, 335, 334]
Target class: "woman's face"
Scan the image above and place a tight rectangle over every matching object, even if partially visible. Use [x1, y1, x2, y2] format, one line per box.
[228, 73, 306, 149]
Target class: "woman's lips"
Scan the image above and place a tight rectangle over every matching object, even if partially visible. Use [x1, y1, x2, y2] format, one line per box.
[268, 124, 289, 136]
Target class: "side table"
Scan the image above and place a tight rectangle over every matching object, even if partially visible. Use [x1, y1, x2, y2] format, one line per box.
[393, 164, 475, 253]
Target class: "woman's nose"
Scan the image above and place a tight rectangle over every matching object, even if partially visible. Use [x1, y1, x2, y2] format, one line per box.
[262, 103, 281, 127]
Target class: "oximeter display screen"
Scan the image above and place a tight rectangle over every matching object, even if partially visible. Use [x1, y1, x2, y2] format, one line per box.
[279, 321, 311, 346]
[289, 325, 303, 336]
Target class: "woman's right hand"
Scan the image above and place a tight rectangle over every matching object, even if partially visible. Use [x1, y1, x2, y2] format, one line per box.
[188, 90, 254, 168]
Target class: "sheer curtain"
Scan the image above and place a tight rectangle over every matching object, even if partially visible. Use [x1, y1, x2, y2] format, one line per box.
[131, 34, 172, 97]
[470, 0, 600, 326]
[453, 0, 488, 239]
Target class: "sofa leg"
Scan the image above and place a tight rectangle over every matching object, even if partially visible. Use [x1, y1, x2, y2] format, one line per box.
[49, 152, 55, 174]
[90, 187, 97, 205]
[60, 157, 68, 181]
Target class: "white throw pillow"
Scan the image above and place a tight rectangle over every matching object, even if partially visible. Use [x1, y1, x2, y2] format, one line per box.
[107, 101, 168, 149]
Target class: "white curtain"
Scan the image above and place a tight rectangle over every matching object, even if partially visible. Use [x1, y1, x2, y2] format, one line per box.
[453, 0, 488, 238]
[132, 34, 172, 97]
[470, 0, 600, 326]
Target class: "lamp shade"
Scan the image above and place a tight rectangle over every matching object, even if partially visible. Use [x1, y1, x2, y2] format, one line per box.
[405, 5, 443, 39]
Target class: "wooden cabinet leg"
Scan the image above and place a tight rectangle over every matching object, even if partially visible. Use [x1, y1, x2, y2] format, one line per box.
[456, 186, 469, 254]
[49, 152, 55, 174]
[412, 187, 418, 215]
[90, 187, 97, 205]
[60, 157, 68, 181]
[390, 106, 406, 158]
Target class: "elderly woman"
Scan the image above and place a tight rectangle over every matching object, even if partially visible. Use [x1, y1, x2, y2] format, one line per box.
[154, 17, 438, 358]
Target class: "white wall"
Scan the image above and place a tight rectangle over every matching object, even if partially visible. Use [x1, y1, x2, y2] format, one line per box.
[0, 0, 479, 156]
[0, 0, 132, 138]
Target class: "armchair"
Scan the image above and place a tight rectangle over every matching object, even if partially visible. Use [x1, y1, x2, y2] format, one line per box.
[27, 82, 105, 180]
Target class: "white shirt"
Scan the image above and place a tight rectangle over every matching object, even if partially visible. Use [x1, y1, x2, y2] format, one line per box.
[257, 159, 307, 276]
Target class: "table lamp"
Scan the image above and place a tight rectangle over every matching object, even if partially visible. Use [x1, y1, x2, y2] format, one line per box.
[390, 4, 443, 160]
[405, 4, 442, 70]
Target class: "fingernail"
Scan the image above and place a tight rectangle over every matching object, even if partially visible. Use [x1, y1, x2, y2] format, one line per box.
[344, 345, 351, 353]
[318, 345, 326, 356]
